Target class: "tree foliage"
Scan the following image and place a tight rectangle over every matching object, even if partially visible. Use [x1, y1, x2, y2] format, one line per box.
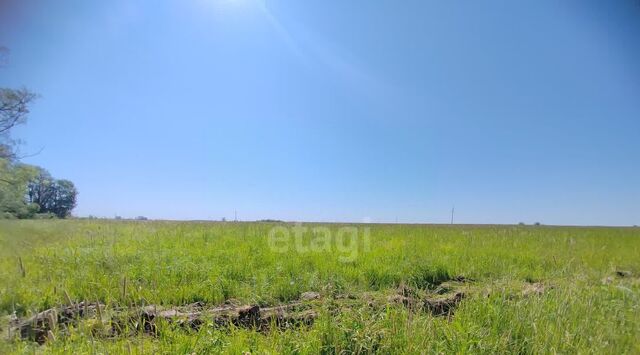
[0, 159, 39, 218]
[1, 162, 78, 219]
[0, 88, 38, 160]
[26, 168, 78, 218]
[0, 48, 77, 219]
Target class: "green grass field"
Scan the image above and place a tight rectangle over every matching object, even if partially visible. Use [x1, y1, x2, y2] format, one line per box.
[1, 220, 639, 354]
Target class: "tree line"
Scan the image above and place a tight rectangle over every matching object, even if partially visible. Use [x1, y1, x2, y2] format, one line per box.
[1, 50, 77, 218]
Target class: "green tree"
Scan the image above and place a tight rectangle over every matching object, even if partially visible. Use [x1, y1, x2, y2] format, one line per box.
[0, 48, 77, 219]
[1, 88, 38, 160]
[27, 168, 78, 218]
[0, 87, 41, 218]
[0, 160, 39, 218]
[49, 179, 78, 218]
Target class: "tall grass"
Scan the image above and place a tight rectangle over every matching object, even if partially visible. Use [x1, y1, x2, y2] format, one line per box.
[1, 220, 638, 353]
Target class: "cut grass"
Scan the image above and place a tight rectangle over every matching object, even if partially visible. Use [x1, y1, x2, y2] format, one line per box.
[1, 220, 639, 353]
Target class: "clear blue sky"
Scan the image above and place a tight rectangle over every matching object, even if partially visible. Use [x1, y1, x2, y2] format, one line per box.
[1, 0, 639, 225]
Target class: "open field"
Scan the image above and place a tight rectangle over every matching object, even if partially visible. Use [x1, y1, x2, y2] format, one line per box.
[1, 220, 639, 354]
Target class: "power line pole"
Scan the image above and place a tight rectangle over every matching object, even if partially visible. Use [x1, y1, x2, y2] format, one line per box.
[234, 210, 238, 222]
[451, 206, 455, 225]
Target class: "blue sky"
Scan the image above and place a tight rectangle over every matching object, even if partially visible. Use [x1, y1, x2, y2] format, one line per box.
[1, 0, 639, 225]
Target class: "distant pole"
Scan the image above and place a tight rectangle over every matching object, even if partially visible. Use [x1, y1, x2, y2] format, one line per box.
[451, 206, 455, 225]
[234, 210, 237, 222]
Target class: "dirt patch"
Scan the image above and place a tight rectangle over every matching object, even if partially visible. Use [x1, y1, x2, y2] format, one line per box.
[133, 301, 317, 335]
[300, 291, 321, 301]
[11, 300, 318, 344]
[522, 282, 552, 297]
[10, 302, 106, 344]
[602, 276, 614, 285]
[11, 279, 471, 344]
[389, 284, 465, 317]
[615, 270, 633, 278]
[603, 270, 639, 285]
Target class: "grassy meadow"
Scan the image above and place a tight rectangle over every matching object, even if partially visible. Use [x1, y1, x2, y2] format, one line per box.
[0, 220, 639, 354]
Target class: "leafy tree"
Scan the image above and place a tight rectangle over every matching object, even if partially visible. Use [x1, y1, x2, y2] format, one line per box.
[0, 160, 39, 218]
[50, 179, 77, 218]
[27, 168, 78, 218]
[0, 47, 36, 160]
[0, 87, 40, 218]
[0, 88, 38, 160]
[26, 168, 55, 210]
[0, 47, 77, 219]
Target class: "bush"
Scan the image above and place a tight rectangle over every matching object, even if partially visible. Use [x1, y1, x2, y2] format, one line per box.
[0, 212, 16, 219]
[33, 212, 57, 219]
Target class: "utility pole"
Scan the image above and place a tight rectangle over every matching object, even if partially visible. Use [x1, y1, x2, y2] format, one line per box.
[450, 206, 455, 225]
[234, 210, 238, 222]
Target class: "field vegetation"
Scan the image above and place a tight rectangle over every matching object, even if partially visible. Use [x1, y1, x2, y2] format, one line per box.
[1, 220, 639, 353]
